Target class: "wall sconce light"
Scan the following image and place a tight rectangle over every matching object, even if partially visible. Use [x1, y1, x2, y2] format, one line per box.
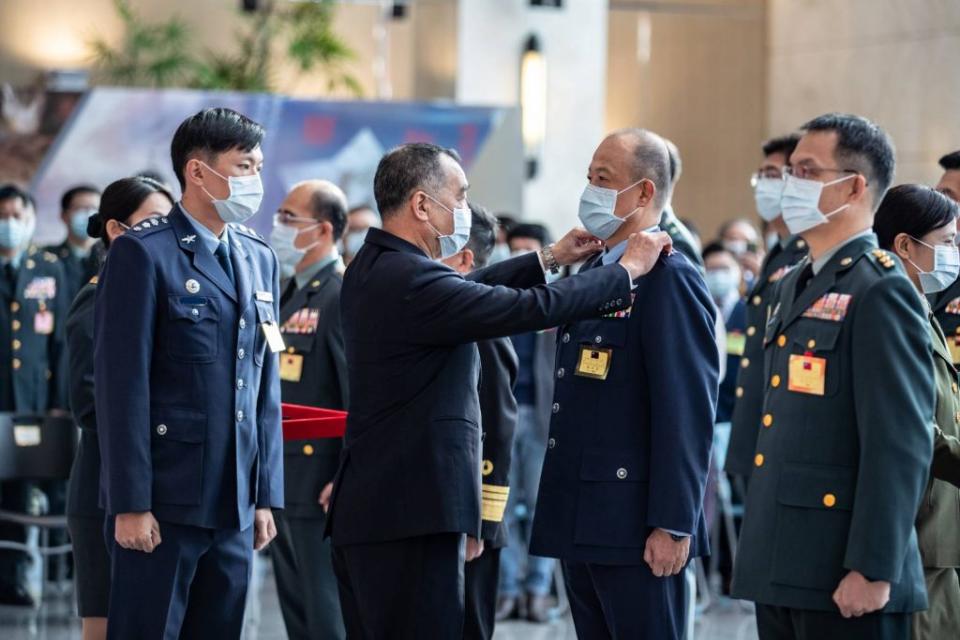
[520, 34, 546, 180]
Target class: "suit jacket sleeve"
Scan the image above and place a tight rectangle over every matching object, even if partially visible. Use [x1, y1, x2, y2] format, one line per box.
[477, 338, 518, 541]
[641, 262, 718, 534]
[846, 277, 934, 582]
[931, 425, 960, 489]
[405, 261, 633, 346]
[94, 236, 156, 514]
[256, 253, 284, 509]
[467, 252, 545, 288]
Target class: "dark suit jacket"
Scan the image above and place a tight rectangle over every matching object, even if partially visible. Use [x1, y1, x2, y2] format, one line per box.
[44, 240, 101, 307]
[477, 336, 518, 549]
[530, 252, 718, 565]
[65, 280, 100, 517]
[94, 207, 284, 530]
[278, 261, 348, 518]
[731, 236, 932, 613]
[327, 228, 634, 545]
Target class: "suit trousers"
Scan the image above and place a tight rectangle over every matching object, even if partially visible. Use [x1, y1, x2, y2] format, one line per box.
[332, 532, 466, 640]
[756, 604, 910, 640]
[464, 547, 502, 640]
[272, 511, 345, 640]
[104, 517, 253, 640]
[562, 560, 687, 639]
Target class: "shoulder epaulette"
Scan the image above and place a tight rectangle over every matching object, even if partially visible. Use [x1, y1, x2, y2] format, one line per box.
[129, 215, 169, 235]
[869, 248, 896, 270]
[229, 222, 268, 245]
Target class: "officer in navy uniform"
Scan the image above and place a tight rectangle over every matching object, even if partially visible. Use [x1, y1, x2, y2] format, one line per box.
[932, 150, 960, 363]
[726, 134, 808, 481]
[44, 185, 103, 306]
[95, 109, 283, 639]
[269, 180, 348, 640]
[530, 129, 718, 640]
[732, 114, 933, 639]
[0, 184, 69, 606]
[326, 142, 673, 639]
[442, 203, 519, 640]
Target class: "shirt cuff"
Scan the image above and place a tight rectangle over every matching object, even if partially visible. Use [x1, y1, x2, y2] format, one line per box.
[618, 263, 638, 290]
[536, 250, 550, 278]
[661, 528, 690, 538]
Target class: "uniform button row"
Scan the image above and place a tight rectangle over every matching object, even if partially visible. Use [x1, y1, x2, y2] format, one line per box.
[237, 378, 245, 390]
[238, 348, 245, 360]
[12, 320, 20, 331]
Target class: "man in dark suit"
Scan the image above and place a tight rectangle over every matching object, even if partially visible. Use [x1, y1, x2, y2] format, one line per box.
[95, 108, 284, 638]
[529, 129, 718, 639]
[732, 113, 933, 639]
[726, 134, 808, 481]
[0, 184, 70, 605]
[326, 142, 672, 639]
[932, 150, 960, 362]
[442, 202, 519, 640]
[44, 185, 102, 306]
[269, 179, 349, 640]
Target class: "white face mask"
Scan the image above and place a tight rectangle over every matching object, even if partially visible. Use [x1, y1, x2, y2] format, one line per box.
[577, 180, 643, 240]
[781, 173, 856, 235]
[705, 268, 741, 301]
[754, 177, 785, 222]
[270, 215, 319, 279]
[199, 161, 264, 224]
[723, 239, 749, 256]
[424, 193, 471, 259]
[907, 236, 960, 294]
[344, 229, 368, 257]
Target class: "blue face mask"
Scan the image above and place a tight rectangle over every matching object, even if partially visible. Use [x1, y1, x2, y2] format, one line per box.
[577, 180, 643, 240]
[0, 217, 29, 250]
[70, 208, 97, 239]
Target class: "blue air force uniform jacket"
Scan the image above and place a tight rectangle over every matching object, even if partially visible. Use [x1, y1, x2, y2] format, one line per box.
[530, 252, 719, 564]
[94, 206, 284, 530]
[731, 235, 933, 612]
[326, 228, 635, 545]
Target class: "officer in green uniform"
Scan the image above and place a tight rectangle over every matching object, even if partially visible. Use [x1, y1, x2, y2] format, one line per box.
[269, 180, 349, 640]
[0, 184, 69, 606]
[44, 185, 102, 306]
[930, 150, 960, 363]
[660, 139, 703, 270]
[726, 134, 808, 480]
[732, 114, 933, 639]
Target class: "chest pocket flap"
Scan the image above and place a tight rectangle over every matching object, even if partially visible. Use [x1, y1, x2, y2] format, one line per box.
[166, 296, 220, 363]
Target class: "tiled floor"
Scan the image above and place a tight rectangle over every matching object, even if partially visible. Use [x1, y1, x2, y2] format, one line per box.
[0, 559, 758, 639]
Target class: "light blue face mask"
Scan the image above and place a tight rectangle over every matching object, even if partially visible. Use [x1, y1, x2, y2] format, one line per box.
[577, 180, 643, 240]
[0, 217, 29, 250]
[705, 268, 740, 301]
[781, 173, 856, 235]
[424, 194, 471, 259]
[344, 229, 368, 257]
[753, 178, 785, 222]
[907, 236, 960, 294]
[70, 208, 97, 239]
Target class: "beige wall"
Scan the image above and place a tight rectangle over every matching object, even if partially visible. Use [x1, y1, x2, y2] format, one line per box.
[768, 0, 960, 189]
[607, 0, 767, 241]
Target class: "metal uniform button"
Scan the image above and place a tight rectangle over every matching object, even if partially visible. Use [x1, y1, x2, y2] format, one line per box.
[552, 402, 560, 414]
[557, 368, 565, 379]
[771, 375, 781, 388]
[303, 444, 314, 456]
[238, 348, 245, 360]
[191, 308, 199, 317]
[762, 414, 773, 428]
[594, 336, 602, 344]
[752, 295, 761, 306]
[616, 298, 623, 305]
[754, 453, 765, 467]
[11, 320, 20, 331]
[823, 493, 836, 508]
[746, 326, 756, 337]
[807, 339, 816, 349]
[156, 424, 168, 436]
[237, 410, 245, 422]
[237, 379, 245, 390]
[777, 335, 787, 348]
[10, 302, 19, 312]
[12, 339, 20, 351]
[741, 358, 750, 369]
[616, 468, 628, 480]
[12, 358, 20, 371]
[736, 387, 744, 398]
[239, 318, 246, 329]
[562, 333, 570, 343]
[547, 437, 557, 449]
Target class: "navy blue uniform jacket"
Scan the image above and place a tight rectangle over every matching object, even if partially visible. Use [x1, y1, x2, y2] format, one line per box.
[94, 207, 284, 531]
[327, 228, 635, 545]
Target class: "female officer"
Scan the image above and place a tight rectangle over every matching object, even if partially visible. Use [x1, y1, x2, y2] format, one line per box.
[65, 176, 173, 640]
[874, 183, 960, 640]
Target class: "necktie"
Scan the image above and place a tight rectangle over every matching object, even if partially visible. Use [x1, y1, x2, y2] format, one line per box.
[215, 241, 235, 288]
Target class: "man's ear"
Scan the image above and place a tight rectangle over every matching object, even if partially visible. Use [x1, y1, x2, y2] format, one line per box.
[411, 191, 430, 221]
[185, 158, 206, 187]
[461, 248, 475, 272]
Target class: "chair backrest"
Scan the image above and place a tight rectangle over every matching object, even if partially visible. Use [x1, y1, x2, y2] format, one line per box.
[0, 413, 78, 482]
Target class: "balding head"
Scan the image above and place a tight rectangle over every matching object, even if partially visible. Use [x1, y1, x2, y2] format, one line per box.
[596, 128, 671, 211]
[282, 180, 348, 241]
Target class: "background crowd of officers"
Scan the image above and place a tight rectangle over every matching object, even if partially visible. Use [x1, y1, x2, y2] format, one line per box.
[0, 107, 958, 640]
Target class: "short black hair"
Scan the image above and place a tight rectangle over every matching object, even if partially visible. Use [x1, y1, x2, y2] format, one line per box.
[874, 184, 959, 251]
[762, 133, 801, 161]
[373, 143, 460, 217]
[89, 177, 175, 249]
[701, 241, 735, 262]
[800, 113, 895, 208]
[465, 203, 497, 268]
[60, 184, 101, 212]
[170, 108, 264, 190]
[939, 151, 960, 171]
[496, 214, 517, 234]
[507, 222, 551, 247]
[309, 189, 348, 241]
[0, 184, 31, 208]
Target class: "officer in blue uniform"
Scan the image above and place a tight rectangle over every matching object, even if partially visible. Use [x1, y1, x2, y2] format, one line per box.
[95, 108, 284, 639]
[530, 129, 718, 640]
[732, 114, 932, 640]
[0, 184, 69, 606]
[327, 142, 673, 639]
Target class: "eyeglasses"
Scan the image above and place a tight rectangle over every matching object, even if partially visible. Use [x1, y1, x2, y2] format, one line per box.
[782, 165, 859, 181]
[274, 210, 317, 227]
[749, 170, 785, 188]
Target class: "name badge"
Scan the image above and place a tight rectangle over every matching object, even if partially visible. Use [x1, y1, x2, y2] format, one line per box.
[261, 322, 286, 353]
[34, 310, 54, 335]
[255, 291, 274, 302]
[726, 332, 746, 356]
[280, 353, 304, 382]
[788, 354, 826, 396]
[575, 346, 612, 380]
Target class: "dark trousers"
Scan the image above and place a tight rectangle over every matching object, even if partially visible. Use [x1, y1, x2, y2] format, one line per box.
[105, 517, 253, 640]
[756, 603, 910, 640]
[272, 511, 345, 640]
[562, 560, 687, 640]
[332, 532, 466, 640]
[464, 546, 501, 640]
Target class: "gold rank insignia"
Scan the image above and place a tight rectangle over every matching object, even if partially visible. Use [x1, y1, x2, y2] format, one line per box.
[481, 484, 509, 522]
[280, 352, 304, 382]
[871, 249, 895, 269]
[575, 346, 612, 380]
[788, 353, 826, 396]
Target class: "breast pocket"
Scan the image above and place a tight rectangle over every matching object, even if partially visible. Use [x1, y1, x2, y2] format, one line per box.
[574, 449, 649, 548]
[166, 296, 220, 363]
